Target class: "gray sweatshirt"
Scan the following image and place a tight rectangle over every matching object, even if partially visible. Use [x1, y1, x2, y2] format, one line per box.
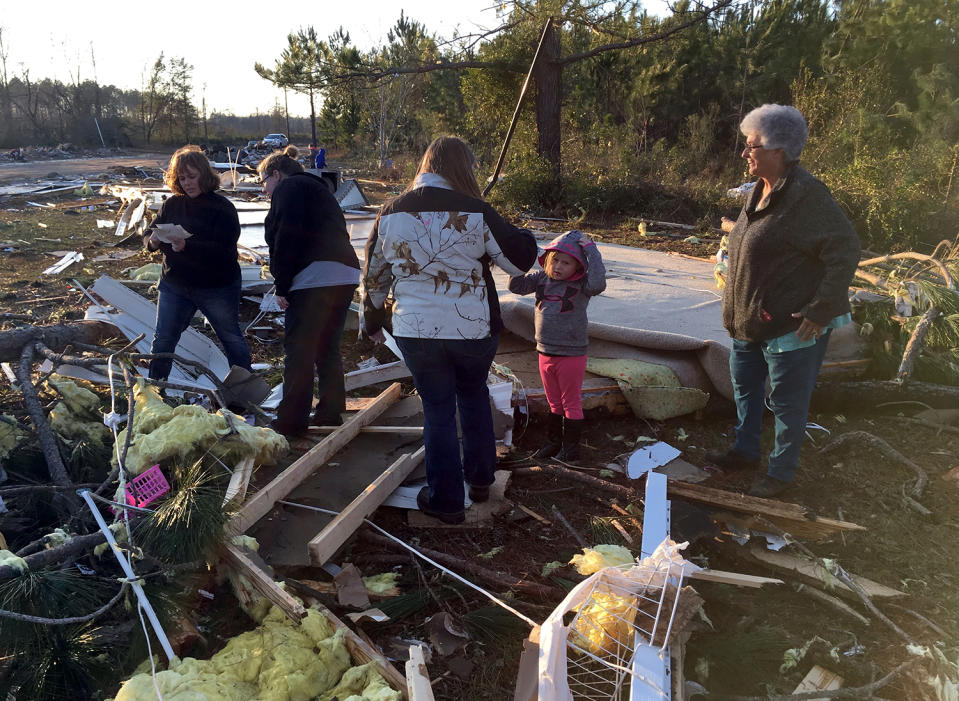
[508, 230, 607, 356]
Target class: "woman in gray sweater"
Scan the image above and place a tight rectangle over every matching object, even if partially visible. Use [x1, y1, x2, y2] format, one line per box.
[708, 104, 860, 497]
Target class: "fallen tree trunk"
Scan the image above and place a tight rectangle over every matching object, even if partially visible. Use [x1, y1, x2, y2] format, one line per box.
[0, 320, 121, 363]
[812, 379, 959, 412]
[0, 532, 107, 581]
[361, 531, 563, 600]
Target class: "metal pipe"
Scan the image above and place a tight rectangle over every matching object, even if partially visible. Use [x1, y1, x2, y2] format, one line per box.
[78, 489, 175, 662]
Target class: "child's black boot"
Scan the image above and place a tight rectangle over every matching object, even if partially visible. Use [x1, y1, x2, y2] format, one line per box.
[555, 417, 584, 463]
[533, 412, 564, 458]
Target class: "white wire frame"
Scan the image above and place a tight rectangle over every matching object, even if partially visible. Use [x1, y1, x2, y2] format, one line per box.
[564, 560, 687, 700]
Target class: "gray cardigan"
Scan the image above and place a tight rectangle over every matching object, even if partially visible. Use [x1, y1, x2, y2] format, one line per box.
[722, 164, 860, 342]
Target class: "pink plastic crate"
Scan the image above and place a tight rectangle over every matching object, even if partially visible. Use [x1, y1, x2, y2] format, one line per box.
[124, 464, 170, 508]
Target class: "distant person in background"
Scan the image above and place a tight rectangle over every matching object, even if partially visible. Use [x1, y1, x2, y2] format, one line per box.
[708, 104, 860, 497]
[144, 144, 251, 382]
[508, 230, 606, 463]
[258, 146, 360, 437]
[308, 144, 318, 165]
[363, 136, 537, 524]
[314, 147, 326, 170]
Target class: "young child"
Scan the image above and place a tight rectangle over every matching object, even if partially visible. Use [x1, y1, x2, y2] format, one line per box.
[508, 230, 606, 461]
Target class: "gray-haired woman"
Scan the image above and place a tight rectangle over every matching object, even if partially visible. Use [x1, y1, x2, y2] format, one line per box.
[707, 104, 861, 497]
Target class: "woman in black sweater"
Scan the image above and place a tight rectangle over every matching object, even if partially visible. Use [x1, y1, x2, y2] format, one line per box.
[143, 145, 251, 381]
[258, 147, 361, 436]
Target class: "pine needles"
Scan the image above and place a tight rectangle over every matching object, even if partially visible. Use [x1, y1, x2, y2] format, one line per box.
[134, 457, 231, 565]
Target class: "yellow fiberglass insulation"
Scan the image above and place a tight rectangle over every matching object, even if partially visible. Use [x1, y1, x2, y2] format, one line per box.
[124, 262, 162, 281]
[46, 375, 111, 446]
[569, 544, 636, 575]
[121, 404, 227, 474]
[0, 549, 28, 572]
[570, 590, 640, 655]
[318, 662, 401, 701]
[47, 374, 101, 416]
[117, 382, 288, 474]
[49, 401, 112, 446]
[112, 607, 399, 701]
[0, 415, 24, 459]
[362, 573, 400, 597]
[129, 380, 174, 436]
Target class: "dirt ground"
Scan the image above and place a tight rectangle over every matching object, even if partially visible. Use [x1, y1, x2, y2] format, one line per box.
[1, 168, 957, 700]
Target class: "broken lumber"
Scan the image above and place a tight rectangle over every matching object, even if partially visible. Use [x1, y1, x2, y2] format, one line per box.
[748, 547, 904, 601]
[307, 425, 424, 436]
[793, 665, 843, 699]
[516, 464, 864, 541]
[0, 320, 121, 363]
[344, 360, 411, 391]
[687, 569, 782, 588]
[220, 542, 307, 621]
[406, 644, 435, 700]
[231, 383, 402, 533]
[223, 455, 255, 507]
[665, 481, 866, 541]
[308, 446, 426, 565]
[519, 379, 629, 414]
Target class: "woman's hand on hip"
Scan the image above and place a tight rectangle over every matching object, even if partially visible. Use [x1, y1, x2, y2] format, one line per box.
[791, 312, 825, 342]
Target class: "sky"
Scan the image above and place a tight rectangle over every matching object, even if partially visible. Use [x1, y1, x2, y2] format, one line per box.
[1, 1, 669, 119]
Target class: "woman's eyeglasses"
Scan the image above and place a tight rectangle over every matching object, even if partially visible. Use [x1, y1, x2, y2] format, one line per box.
[743, 143, 765, 152]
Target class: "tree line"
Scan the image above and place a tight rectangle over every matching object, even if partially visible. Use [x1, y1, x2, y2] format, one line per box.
[256, 0, 958, 252]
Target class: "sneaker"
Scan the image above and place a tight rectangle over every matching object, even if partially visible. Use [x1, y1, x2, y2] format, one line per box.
[416, 487, 466, 524]
[748, 476, 790, 498]
[468, 484, 490, 503]
[704, 449, 761, 472]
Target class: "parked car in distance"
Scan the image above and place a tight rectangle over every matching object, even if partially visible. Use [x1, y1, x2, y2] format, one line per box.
[262, 133, 289, 149]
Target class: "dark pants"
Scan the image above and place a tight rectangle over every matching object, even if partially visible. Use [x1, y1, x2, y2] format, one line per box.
[730, 331, 831, 482]
[396, 334, 498, 514]
[275, 285, 356, 433]
[149, 277, 250, 381]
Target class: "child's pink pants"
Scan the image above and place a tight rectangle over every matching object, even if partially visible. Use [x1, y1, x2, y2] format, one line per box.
[538, 353, 588, 420]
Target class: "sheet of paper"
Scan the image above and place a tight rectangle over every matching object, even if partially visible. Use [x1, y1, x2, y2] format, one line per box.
[154, 223, 193, 243]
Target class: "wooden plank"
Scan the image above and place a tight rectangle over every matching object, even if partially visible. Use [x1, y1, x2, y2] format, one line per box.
[307, 425, 424, 436]
[749, 547, 904, 600]
[221, 542, 307, 622]
[231, 383, 402, 532]
[687, 569, 783, 588]
[344, 361, 411, 391]
[406, 643, 435, 700]
[665, 480, 865, 540]
[793, 665, 843, 700]
[312, 601, 409, 697]
[223, 455, 255, 507]
[345, 396, 378, 411]
[518, 379, 629, 415]
[309, 446, 426, 564]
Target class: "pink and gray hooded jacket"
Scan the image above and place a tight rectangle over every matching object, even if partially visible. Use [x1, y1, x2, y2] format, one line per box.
[508, 230, 607, 356]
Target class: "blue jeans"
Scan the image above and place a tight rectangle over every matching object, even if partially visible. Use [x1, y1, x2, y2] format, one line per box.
[149, 278, 251, 381]
[395, 335, 498, 513]
[730, 331, 830, 483]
